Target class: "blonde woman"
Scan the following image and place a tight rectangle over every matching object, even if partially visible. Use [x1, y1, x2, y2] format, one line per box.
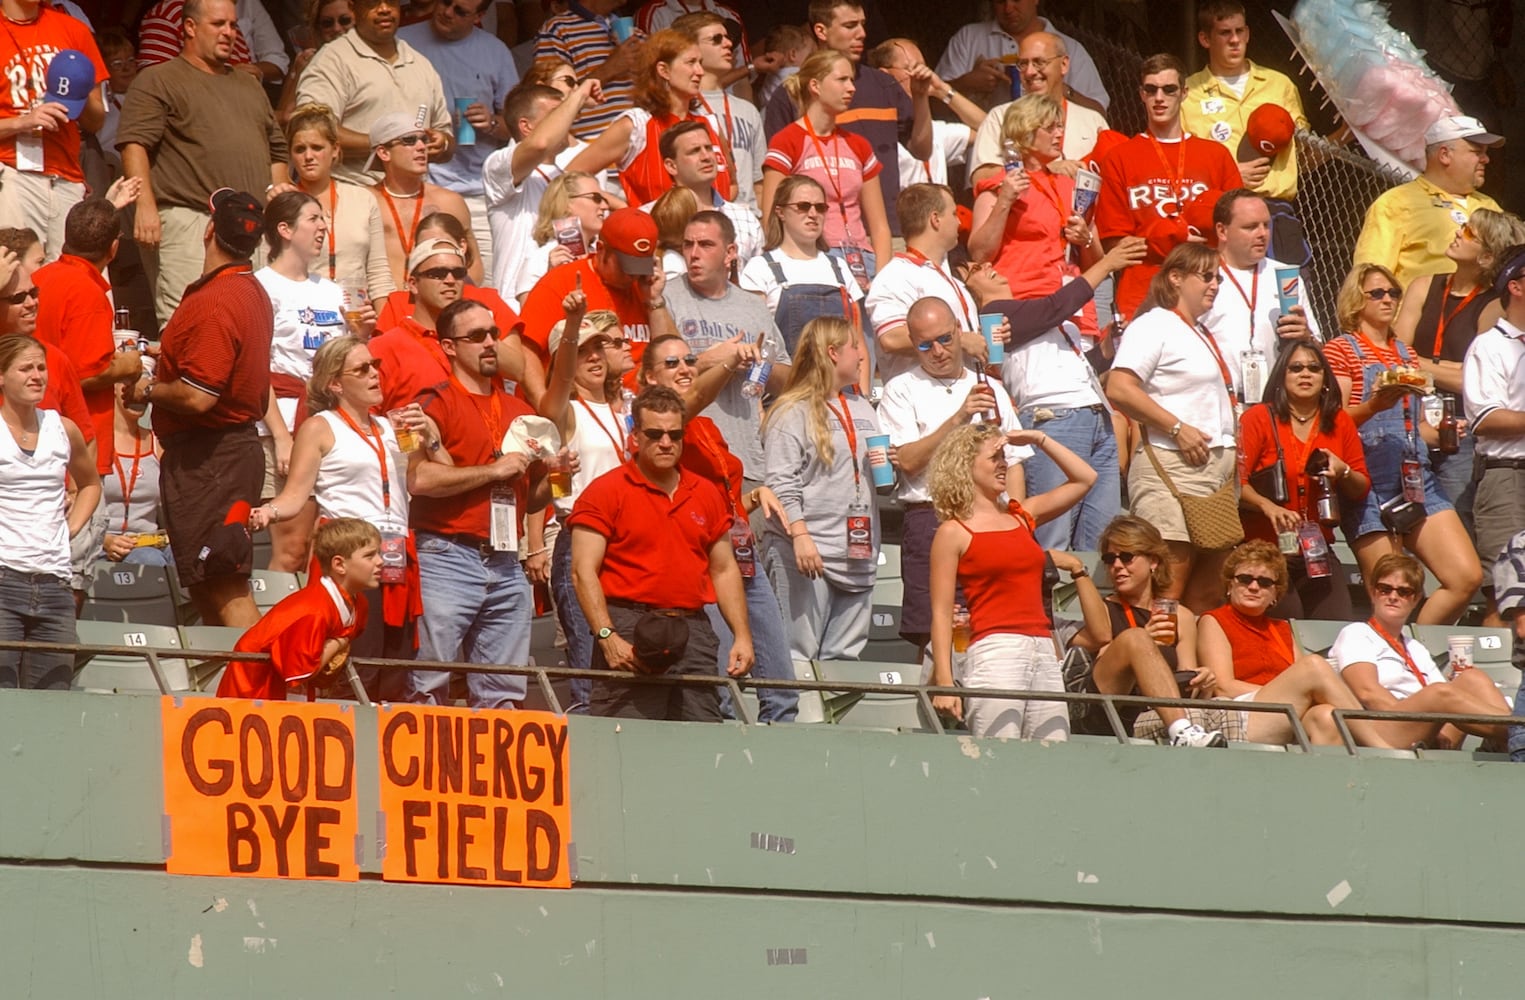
[514, 171, 609, 305]
[926, 422, 1094, 740]
[761, 316, 877, 662]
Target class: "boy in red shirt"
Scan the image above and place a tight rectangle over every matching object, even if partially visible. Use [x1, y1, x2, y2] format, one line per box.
[217, 518, 381, 701]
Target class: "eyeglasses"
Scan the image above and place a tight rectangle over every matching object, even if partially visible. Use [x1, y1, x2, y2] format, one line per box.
[1233, 573, 1277, 589]
[416, 266, 468, 281]
[389, 133, 429, 148]
[605, 336, 629, 348]
[341, 359, 383, 376]
[785, 200, 828, 215]
[317, 14, 353, 28]
[1100, 551, 1138, 566]
[915, 332, 956, 352]
[1193, 271, 1221, 283]
[106, 57, 137, 71]
[569, 191, 609, 206]
[1140, 83, 1181, 96]
[1285, 361, 1323, 374]
[1373, 582, 1418, 599]
[659, 353, 699, 368]
[449, 326, 501, 343]
[3, 286, 38, 305]
[640, 428, 685, 442]
[1365, 287, 1401, 301]
[1014, 57, 1057, 71]
[446, 1, 479, 16]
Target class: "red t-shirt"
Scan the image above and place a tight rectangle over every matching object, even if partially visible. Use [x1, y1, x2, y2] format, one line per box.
[411, 376, 535, 540]
[33, 254, 115, 470]
[373, 284, 524, 340]
[764, 122, 881, 249]
[973, 170, 1095, 337]
[518, 256, 655, 365]
[1237, 403, 1370, 543]
[370, 318, 453, 413]
[151, 263, 273, 438]
[566, 462, 732, 609]
[1096, 133, 1240, 318]
[41, 342, 93, 446]
[1203, 605, 1295, 687]
[217, 578, 367, 700]
[679, 414, 745, 512]
[0, 9, 107, 183]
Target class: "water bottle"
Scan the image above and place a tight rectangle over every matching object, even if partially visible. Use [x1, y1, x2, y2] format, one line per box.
[621, 387, 635, 434]
[1002, 139, 1024, 175]
[741, 340, 774, 398]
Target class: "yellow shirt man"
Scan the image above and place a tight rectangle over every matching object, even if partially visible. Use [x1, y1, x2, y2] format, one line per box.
[1182, 62, 1308, 201]
[1352, 175, 1501, 288]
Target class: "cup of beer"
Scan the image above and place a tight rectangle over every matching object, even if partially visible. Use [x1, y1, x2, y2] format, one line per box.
[951, 603, 972, 653]
[547, 451, 573, 499]
[387, 407, 420, 452]
[1150, 598, 1179, 646]
[1446, 635, 1475, 674]
[343, 287, 369, 329]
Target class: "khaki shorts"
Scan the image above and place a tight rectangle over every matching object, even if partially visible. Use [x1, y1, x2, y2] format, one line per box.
[260, 435, 287, 502]
[1126, 444, 1238, 543]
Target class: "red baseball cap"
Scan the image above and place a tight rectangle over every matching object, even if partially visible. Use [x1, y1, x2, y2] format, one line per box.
[600, 207, 658, 276]
[1183, 188, 1223, 246]
[1245, 104, 1296, 157]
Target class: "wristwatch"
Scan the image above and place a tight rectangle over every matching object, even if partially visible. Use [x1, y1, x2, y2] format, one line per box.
[1071, 565, 1089, 578]
[594, 626, 614, 640]
[1168, 420, 1182, 438]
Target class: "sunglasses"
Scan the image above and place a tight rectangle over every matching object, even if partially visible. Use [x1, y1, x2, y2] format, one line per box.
[640, 428, 684, 442]
[389, 133, 429, 148]
[785, 200, 828, 214]
[342, 359, 383, 376]
[1193, 270, 1221, 284]
[1373, 582, 1418, 599]
[3, 286, 38, 305]
[317, 14, 353, 28]
[1364, 287, 1401, 301]
[698, 31, 729, 45]
[659, 353, 699, 368]
[1100, 551, 1138, 566]
[1141, 83, 1181, 96]
[450, 326, 501, 343]
[915, 332, 956, 352]
[604, 336, 629, 348]
[416, 266, 468, 281]
[569, 191, 609, 206]
[1460, 223, 1478, 242]
[1233, 573, 1277, 589]
[1285, 361, 1323, 374]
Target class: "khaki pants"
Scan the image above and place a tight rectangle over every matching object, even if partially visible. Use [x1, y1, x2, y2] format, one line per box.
[0, 164, 84, 261]
[144, 205, 210, 327]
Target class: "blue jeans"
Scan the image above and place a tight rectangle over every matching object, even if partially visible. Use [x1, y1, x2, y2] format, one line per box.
[551, 527, 593, 714]
[704, 570, 798, 722]
[407, 532, 531, 709]
[1510, 671, 1525, 762]
[1020, 405, 1119, 551]
[0, 566, 76, 690]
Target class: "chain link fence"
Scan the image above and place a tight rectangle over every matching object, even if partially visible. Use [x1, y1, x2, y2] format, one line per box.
[1048, 14, 1147, 137]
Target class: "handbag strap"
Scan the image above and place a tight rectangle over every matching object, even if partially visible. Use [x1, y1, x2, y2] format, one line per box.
[1140, 428, 1185, 500]
[1264, 403, 1285, 463]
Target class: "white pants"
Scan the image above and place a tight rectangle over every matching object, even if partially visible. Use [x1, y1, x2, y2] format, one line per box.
[762, 533, 871, 664]
[463, 192, 494, 288]
[960, 632, 1069, 741]
[0, 164, 84, 261]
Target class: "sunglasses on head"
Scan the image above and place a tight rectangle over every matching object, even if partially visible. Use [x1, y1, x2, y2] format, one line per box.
[915, 332, 956, 352]
[659, 353, 699, 368]
[342, 358, 383, 376]
[1365, 287, 1401, 301]
[450, 326, 500, 343]
[3, 286, 38, 305]
[1286, 361, 1323, 374]
[1373, 582, 1417, 599]
[1100, 551, 1139, 566]
[318, 13, 353, 28]
[416, 266, 468, 281]
[1141, 83, 1180, 96]
[1233, 573, 1276, 589]
[785, 200, 828, 214]
[640, 427, 684, 442]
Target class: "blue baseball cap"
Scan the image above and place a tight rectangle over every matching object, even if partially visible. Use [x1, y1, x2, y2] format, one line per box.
[44, 50, 95, 121]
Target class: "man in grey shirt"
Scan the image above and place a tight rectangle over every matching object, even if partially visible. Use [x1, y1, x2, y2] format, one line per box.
[663, 210, 791, 482]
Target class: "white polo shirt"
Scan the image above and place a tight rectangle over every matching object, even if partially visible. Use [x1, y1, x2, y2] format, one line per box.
[864, 252, 980, 384]
[1330, 621, 1445, 700]
[1199, 255, 1324, 400]
[1463, 318, 1525, 460]
[1111, 306, 1238, 449]
[934, 18, 1109, 112]
[877, 366, 1031, 503]
[969, 98, 1108, 173]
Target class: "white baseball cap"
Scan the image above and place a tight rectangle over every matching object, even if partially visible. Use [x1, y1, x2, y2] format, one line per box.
[1424, 114, 1504, 148]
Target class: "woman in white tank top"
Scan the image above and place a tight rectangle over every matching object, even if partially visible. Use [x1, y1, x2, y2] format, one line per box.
[0, 336, 102, 690]
[252, 335, 433, 701]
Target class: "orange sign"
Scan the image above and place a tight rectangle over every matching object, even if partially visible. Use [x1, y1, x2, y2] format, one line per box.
[377, 704, 570, 887]
[162, 697, 359, 880]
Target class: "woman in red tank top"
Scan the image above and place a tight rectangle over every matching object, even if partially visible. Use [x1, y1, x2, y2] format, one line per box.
[926, 422, 1096, 740]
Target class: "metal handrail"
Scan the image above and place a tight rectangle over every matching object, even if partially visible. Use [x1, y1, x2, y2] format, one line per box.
[1329, 708, 1517, 757]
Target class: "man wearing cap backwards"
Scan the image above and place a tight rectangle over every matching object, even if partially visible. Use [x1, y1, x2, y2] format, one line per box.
[368, 111, 482, 289]
[126, 189, 273, 629]
[1182, 1, 1310, 262]
[1095, 52, 1240, 322]
[405, 297, 552, 709]
[117, 0, 290, 326]
[0, 1, 107, 260]
[569, 384, 754, 721]
[1354, 115, 1504, 290]
[1462, 247, 1525, 626]
[518, 206, 677, 370]
[369, 237, 469, 412]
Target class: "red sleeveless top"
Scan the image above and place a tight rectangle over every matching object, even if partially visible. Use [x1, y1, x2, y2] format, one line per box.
[1202, 605, 1296, 686]
[620, 110, 734, 206]
[956, 521, 1050, 642]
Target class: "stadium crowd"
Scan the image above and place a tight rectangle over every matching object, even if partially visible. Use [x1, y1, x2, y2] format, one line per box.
[3, 0, 1525, 757]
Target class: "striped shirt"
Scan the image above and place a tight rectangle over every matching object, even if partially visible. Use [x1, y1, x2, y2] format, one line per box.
[534, 9, 633, 140]
[136, 0, 253, 69]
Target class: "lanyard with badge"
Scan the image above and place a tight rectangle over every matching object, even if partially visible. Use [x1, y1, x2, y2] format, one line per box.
[827, 392, 873, 560]
[336, 408, 409, 582]
[455, 376, 518, 552]
[802, 116, 870, 292]
[689, 425, 757, 578]
[1367, 618, 1429, 689]
[1175, 307, 1239, 417]
[1358, 331, 1425, 503]
[1218, 257, 1266, 402]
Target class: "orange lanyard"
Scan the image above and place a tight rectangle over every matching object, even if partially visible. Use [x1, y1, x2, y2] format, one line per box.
[895, 247, 975, 328]
[1431, 275, 1481, 361]
[1279, 413, 1317, 515]
[826, 392, 860, 490]
[688, 424, 740, 514]
[1368, 618, 1429, 688]
[1026, 168, 1070, 231]
[1148, 133, 1187, 198]
[452, 376, 505, 457]
[577, 396, 628, 459]
[1120, 601, 1140, 628]
[380, 186, 423, 257]
[335, 407, 392, 511]
[695, 90, 734, 148]
[801, 116, 850, 229]
[326, 182, 339, 281]
[1005, 498, 1035, 531]
[111, 434, 153, 532]
[1218, 257, 1257, 343]
[1354, 330, 1416, 440]
[1175, 308, 1236, 404]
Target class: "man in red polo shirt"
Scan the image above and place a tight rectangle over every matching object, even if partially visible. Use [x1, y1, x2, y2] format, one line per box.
[569, 385, 753, 721]
[127, 188, 272, 628]
[518, 207, 676, 371]
[33, 198, 144, 475]
[368, 238, 465, 412]
[405, 297, 551, 709]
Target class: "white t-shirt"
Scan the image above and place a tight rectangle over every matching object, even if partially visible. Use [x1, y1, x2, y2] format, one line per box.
[313, 410, 411, 533]
[1002, 317, 1105, 411]
[877, 366, 1031, 502]
[1111, 306, 1238, 449]
[739, 250, 864, 312]
[897, 120, 973, 187]
[864, 252, 981, 383]
[1330, 621, 1446, 700]
[255, 266, 347, 431]
[515, 241, 556, 304]
[484, 141, 583, 297]
[1199, 256, 1323, 400]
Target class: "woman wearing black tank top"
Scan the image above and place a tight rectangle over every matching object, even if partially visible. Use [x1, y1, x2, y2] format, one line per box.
[1393, 207, 1525, 521]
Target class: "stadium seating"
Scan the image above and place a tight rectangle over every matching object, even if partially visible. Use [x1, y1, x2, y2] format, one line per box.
[179, 624, 246, 693]
[72, 620, 190, 693]
[80, 561, 178, 627]
[248, 569, 301, 610]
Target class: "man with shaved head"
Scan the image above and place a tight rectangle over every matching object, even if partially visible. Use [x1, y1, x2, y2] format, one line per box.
[935, 0, 1107, 112]
[876, 296, 1030, 659]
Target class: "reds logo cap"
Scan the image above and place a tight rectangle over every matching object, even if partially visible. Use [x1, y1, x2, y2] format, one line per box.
[44, 50, 95, 121]
[600, 207, 658, 277]
[1244, 104, 1296, 157]
[207, 188, 265, 258]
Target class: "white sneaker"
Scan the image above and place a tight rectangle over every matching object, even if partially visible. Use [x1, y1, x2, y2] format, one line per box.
[1169, 724, 1228, 748]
